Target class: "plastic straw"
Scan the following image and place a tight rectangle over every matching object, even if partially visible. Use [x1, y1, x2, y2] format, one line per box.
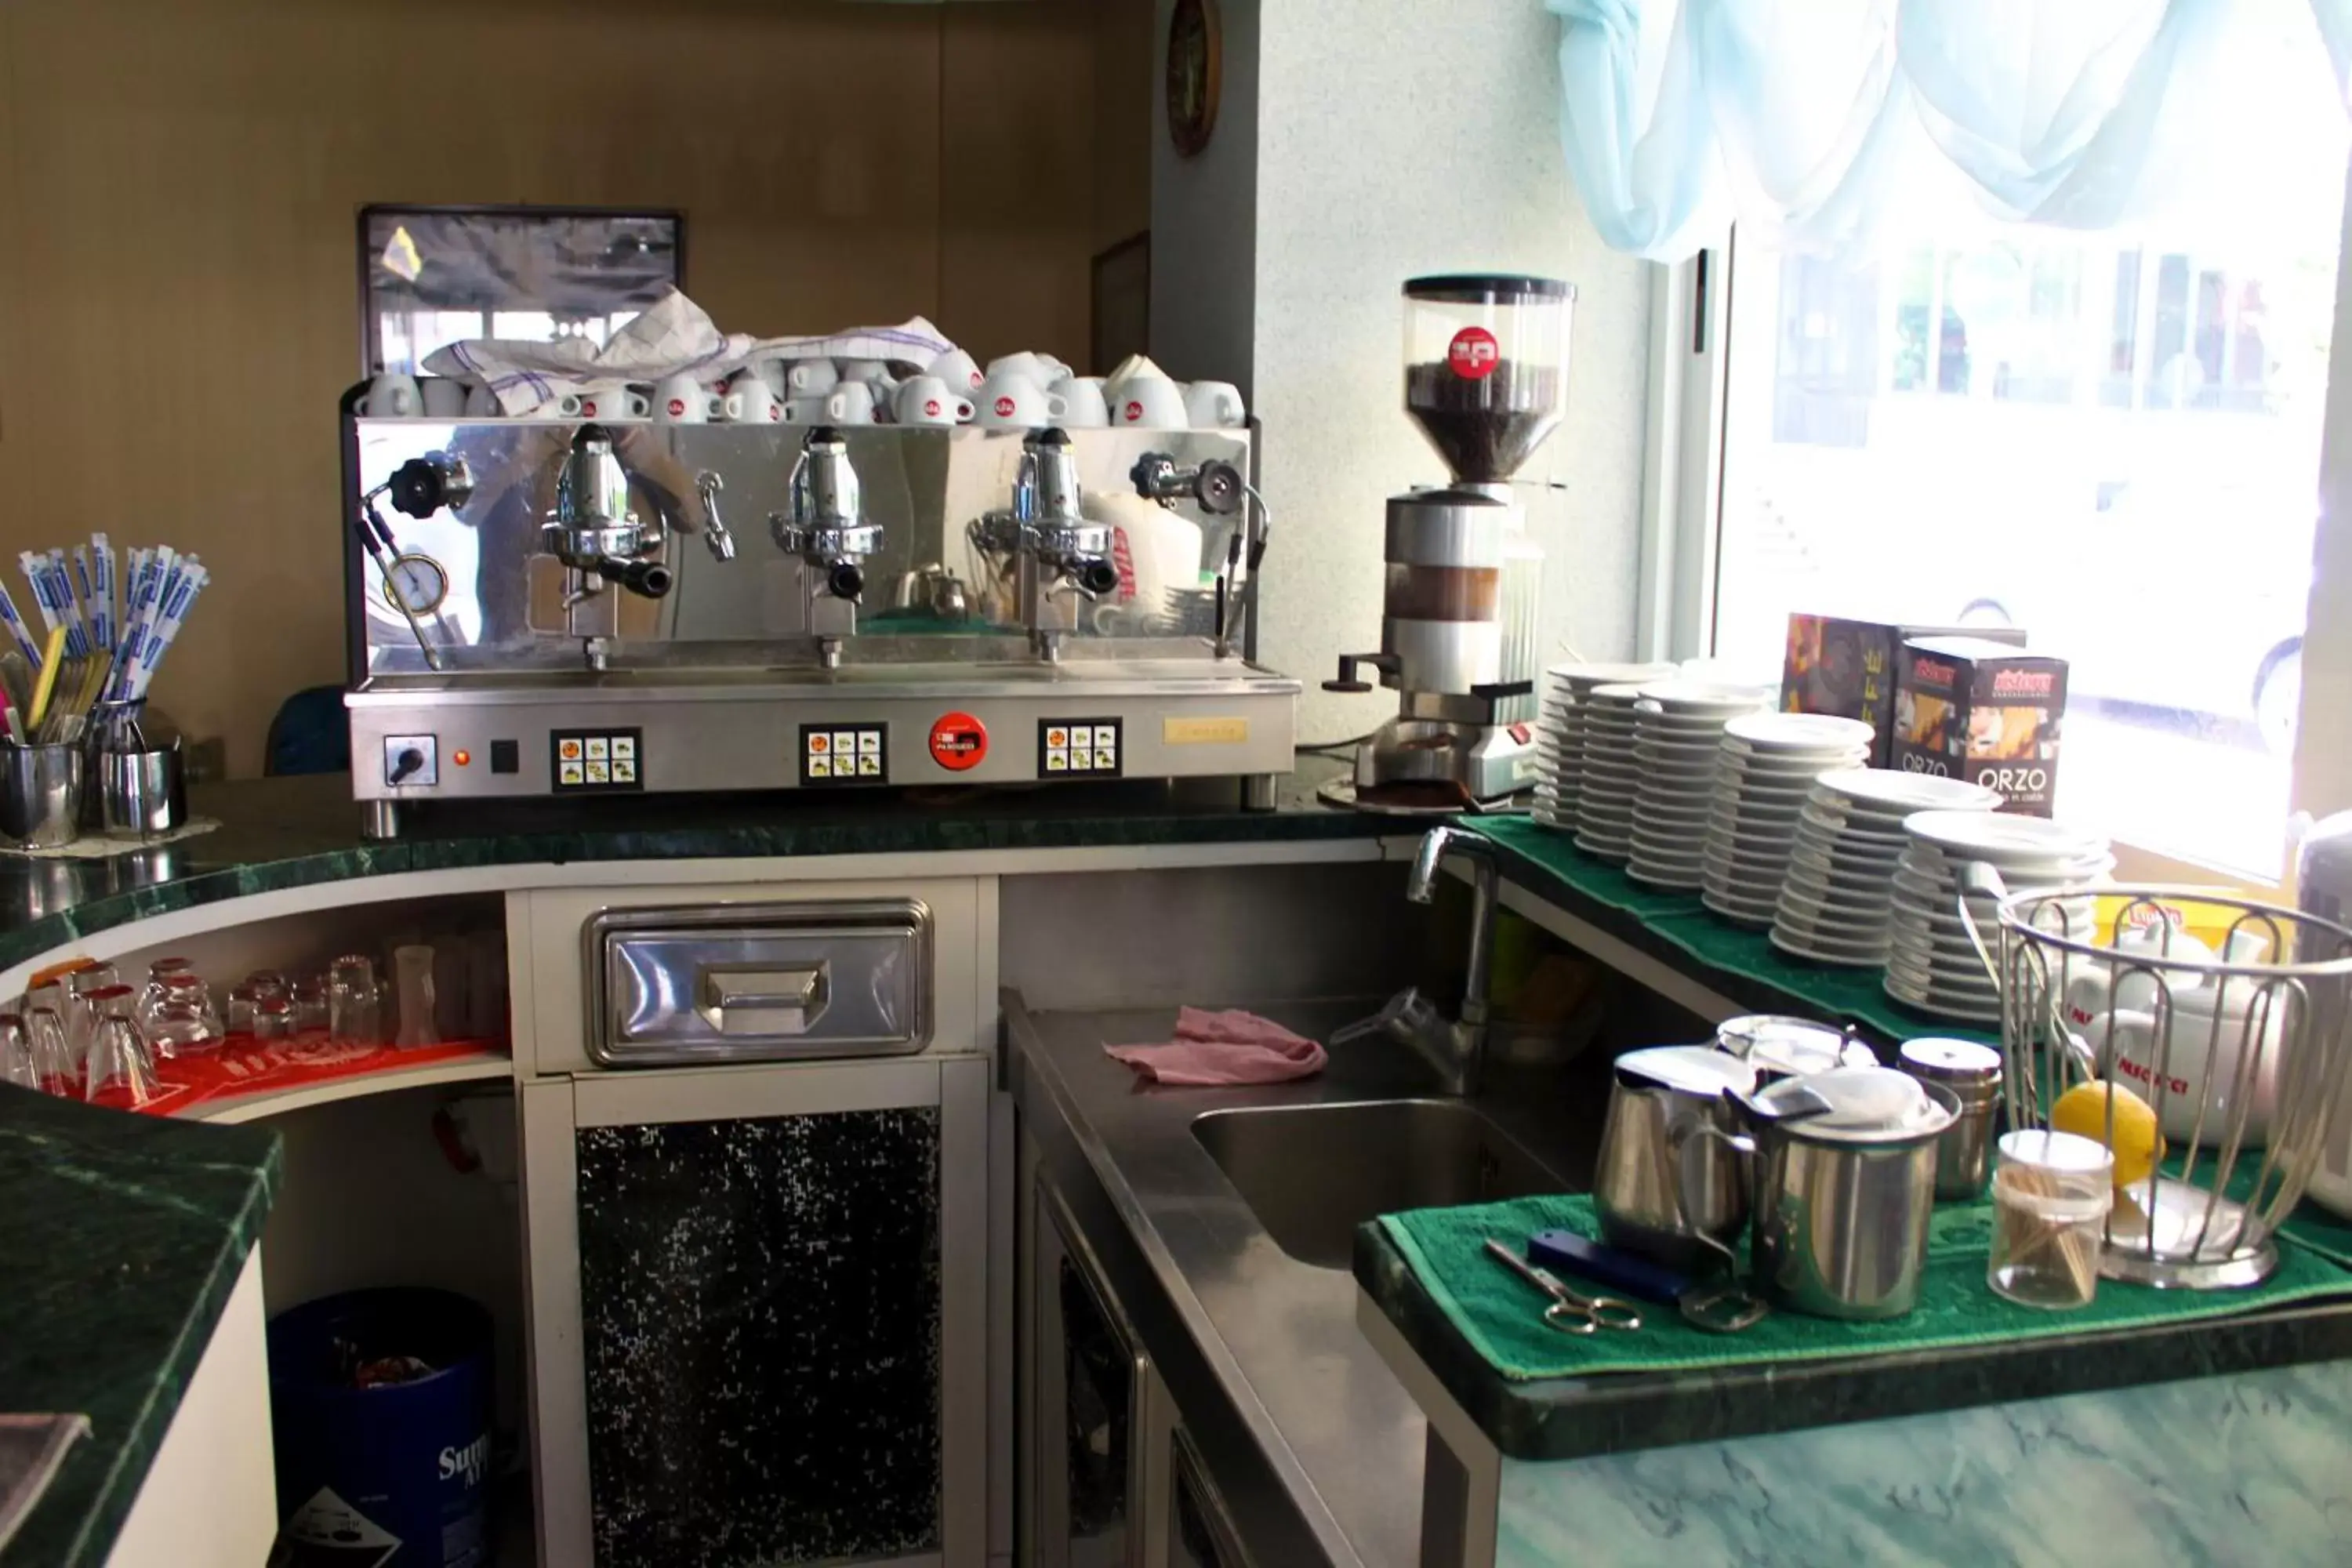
[89, 535, 115, 654]
[0, 579, 42, 667]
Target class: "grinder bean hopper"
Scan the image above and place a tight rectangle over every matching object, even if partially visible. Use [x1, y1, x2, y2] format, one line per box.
[1323, 274, 1573, 811]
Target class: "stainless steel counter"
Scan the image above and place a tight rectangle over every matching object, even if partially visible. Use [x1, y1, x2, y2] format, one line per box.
[1004, 991, 1603, 1568]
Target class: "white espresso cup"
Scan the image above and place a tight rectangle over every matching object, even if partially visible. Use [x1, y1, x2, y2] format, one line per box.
[987, 351, 1051, 385]
[782, 394, 831, 425]
[1051, 376, 1110, 427]
[783, 358, 840, 395]
[838, 359, 888, 386]
[895, 375, 974, 426]
[722, 377, 786, 423]
[1183, 379, 1246, 429]
[463, 381, 501, 418]
[930, 349, 984, 394]
[824, 381, 879, 425]
[654, 372, 719, 424]
[577, 385, 649, 422]
[1036, 354, 1074, 385]
[419, 378, 468, 419]
[1112, 373, 1189, 429]
[975, 371, 1068, 429]
[365, 373, 423, 419]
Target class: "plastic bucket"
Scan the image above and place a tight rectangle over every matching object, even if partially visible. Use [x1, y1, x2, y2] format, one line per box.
[267, 1287, 493, 1568]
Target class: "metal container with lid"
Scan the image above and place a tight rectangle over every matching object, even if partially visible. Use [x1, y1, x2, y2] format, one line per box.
[1714, 1014, 1877, 1080]
[1897, 1036, 2004, 1200]
[1592, 1044, 1759, 1269]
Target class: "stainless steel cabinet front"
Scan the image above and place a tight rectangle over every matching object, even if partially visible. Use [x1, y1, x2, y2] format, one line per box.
[586, 900, 932, 1066]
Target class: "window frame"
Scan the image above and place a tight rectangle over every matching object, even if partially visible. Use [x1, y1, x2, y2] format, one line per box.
[1639, 168, 2352, 893]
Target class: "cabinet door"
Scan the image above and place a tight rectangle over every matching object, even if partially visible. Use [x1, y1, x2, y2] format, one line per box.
[524, 1060, 986, 1568]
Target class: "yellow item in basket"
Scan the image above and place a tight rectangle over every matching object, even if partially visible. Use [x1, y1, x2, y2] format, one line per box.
[2051, 1080, 2163, 1190]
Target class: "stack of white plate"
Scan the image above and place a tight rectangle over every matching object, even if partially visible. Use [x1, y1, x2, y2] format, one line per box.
[1532, 661, 1675, 834]
[1625, 681, 1772, 887]
[1699, 713, 1875, 926]
[1770, 770, 2002, 965]
[1887, 811, 2114, 1022]
[1572, 682, 1650, 861]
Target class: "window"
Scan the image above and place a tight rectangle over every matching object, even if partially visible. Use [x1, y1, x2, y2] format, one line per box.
[359, 206, 681, 375]
[1695, 187, 2347, 880]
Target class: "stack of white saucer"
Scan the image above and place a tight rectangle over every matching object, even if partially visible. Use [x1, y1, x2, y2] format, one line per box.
[1769, 771, 2002, 966]
[1531, 662, 1676, 834]
[1624, 681, 1772, 887]
[1698, 713, 1874, 926]
[1571, 683, 1650, 862]
[1887, 811, 2113, 1022]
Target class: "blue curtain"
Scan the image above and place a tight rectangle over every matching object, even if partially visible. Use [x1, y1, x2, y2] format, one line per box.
[1548, 0, 2352, 260]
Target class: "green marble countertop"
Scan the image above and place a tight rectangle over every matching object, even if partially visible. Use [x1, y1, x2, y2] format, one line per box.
[0, 759, 1388, 971]
[0, 1086, 280, 1566]
[1352, 1218, 2352, 1463]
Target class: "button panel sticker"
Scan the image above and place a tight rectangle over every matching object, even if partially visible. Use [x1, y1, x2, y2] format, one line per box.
[1040, 717, 1122, 778]
[551, 728, 644, 792]
[803, 723, 887, 785]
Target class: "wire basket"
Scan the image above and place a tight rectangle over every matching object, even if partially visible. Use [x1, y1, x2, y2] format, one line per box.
[1960, 873, 2352, 1289]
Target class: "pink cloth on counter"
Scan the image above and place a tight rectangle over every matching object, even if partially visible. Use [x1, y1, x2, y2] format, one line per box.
[1103, 1007, 1327, 1086]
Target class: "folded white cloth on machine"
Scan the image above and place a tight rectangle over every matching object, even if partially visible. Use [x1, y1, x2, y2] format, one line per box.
[423, 289, 959, 414]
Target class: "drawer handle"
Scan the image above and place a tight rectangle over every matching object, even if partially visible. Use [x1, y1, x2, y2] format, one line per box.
[697, 964, 826, 1035]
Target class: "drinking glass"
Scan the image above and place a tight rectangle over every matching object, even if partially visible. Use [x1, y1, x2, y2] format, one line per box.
[27, 1006, 73, 1094]
[293, 977, 329, 1034]
[227, 985, 257, 1036]
[66, 967, 120, 1071]
[253, 996, 295, 1041]
[82, 989, 157, 1105]
[393, 944, 439, 1049]
[143, 975, 222, 1058]
[328, 955, 381, 1046]
[0, 1012, 34, 1090]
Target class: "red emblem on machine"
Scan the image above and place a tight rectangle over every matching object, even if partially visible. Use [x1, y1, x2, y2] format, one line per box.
[928, 712, 988, 771]
[1447, 325, 1501, 379]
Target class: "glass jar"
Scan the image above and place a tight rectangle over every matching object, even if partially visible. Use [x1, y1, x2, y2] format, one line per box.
[1989, 1129, 2114, 1309]
[1402, 274, 1574, 482]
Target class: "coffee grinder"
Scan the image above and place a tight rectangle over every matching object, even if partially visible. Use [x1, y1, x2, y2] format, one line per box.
[1322, 274, 1573, 811]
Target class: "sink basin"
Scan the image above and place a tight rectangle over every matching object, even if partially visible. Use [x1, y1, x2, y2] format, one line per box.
[1192, 1099, 1566, 1269]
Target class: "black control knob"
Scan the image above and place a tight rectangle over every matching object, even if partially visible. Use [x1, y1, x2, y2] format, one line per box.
[389, 747, 426, 785]
[828, 561, 866, 601]
[1076, 560, 1120, 597]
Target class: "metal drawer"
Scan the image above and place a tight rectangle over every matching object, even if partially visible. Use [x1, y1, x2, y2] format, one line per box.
[583, 900, 932, 1066]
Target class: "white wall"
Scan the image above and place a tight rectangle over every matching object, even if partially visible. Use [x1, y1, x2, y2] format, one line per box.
[1151, 0, 1653, 742]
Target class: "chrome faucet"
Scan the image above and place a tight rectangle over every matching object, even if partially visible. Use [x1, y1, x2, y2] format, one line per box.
[1337, 826, 1502, 1096]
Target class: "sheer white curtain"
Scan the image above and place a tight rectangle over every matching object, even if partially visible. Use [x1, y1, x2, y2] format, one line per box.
[1548, 0, 2352, 260]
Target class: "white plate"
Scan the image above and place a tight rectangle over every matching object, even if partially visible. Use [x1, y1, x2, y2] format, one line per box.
[1780, 866, 1897, 910]
[1812, 768, 2003, 815]
[1788, 829, 1906, 868]
[1797, 804, 1911, 845]
[1704, 895, 1777, 929]
[1769, 926, 1886, 968]
[1883, 969, 2003, 1023]
[1724, 712, 1875, 752]
[1548, 660, 1679, 690]
[1721, 745, 1849, 773]
[1635, 678, 1773, 713]
[1704, 880, 1784, 915]
[1902, 810, 2108, 862]
[1574, 835, 1631, 863]
[1627, 861, 1704, 890]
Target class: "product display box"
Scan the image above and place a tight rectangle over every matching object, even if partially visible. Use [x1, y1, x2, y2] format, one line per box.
[1892, 635, 2071, 815]
[1779, 615, 2028, 769]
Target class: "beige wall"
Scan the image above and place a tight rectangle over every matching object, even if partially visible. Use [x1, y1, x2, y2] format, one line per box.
[0, 0, 1149, 776]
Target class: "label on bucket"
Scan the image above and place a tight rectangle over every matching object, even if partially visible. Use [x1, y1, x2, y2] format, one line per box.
[281, 1486, 401, 1566]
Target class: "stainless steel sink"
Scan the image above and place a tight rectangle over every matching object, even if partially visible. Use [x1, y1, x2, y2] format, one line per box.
[1191, 1098, 1566, 1269]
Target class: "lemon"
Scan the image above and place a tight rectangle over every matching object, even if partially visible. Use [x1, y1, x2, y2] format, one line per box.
[2051, 1080, 2163, 1189]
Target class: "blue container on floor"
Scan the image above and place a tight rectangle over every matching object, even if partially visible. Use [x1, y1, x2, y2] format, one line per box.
[267, 1287, 493, 1568]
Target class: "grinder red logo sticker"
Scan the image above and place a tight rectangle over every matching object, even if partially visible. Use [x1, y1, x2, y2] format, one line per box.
[994, 395, 1016, 418]
[1448, 326, 1501, 379]
[929, 711, 988, 771]
[667, 397, 687, 416]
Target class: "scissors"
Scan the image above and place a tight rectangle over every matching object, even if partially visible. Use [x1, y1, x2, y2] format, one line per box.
[1482, 1239, 1643, 1334]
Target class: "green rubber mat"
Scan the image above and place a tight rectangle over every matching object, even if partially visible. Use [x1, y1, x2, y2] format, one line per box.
[1466, 815, 1999, 1047]
[1380, 1192, 2352, 1381]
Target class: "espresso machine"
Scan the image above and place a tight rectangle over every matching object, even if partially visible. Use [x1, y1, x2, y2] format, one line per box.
[1322, 274, 1571, 811]
[338, 391, 1293, 837]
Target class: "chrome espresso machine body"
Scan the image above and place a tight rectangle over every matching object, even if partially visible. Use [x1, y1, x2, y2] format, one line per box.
[339, 395, 1294, 836]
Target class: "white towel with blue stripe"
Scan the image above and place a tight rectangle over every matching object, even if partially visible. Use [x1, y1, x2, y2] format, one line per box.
[423, 289, 958, 415]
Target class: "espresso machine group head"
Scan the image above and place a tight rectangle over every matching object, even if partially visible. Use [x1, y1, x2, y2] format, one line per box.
[544, 424, 675, 601]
